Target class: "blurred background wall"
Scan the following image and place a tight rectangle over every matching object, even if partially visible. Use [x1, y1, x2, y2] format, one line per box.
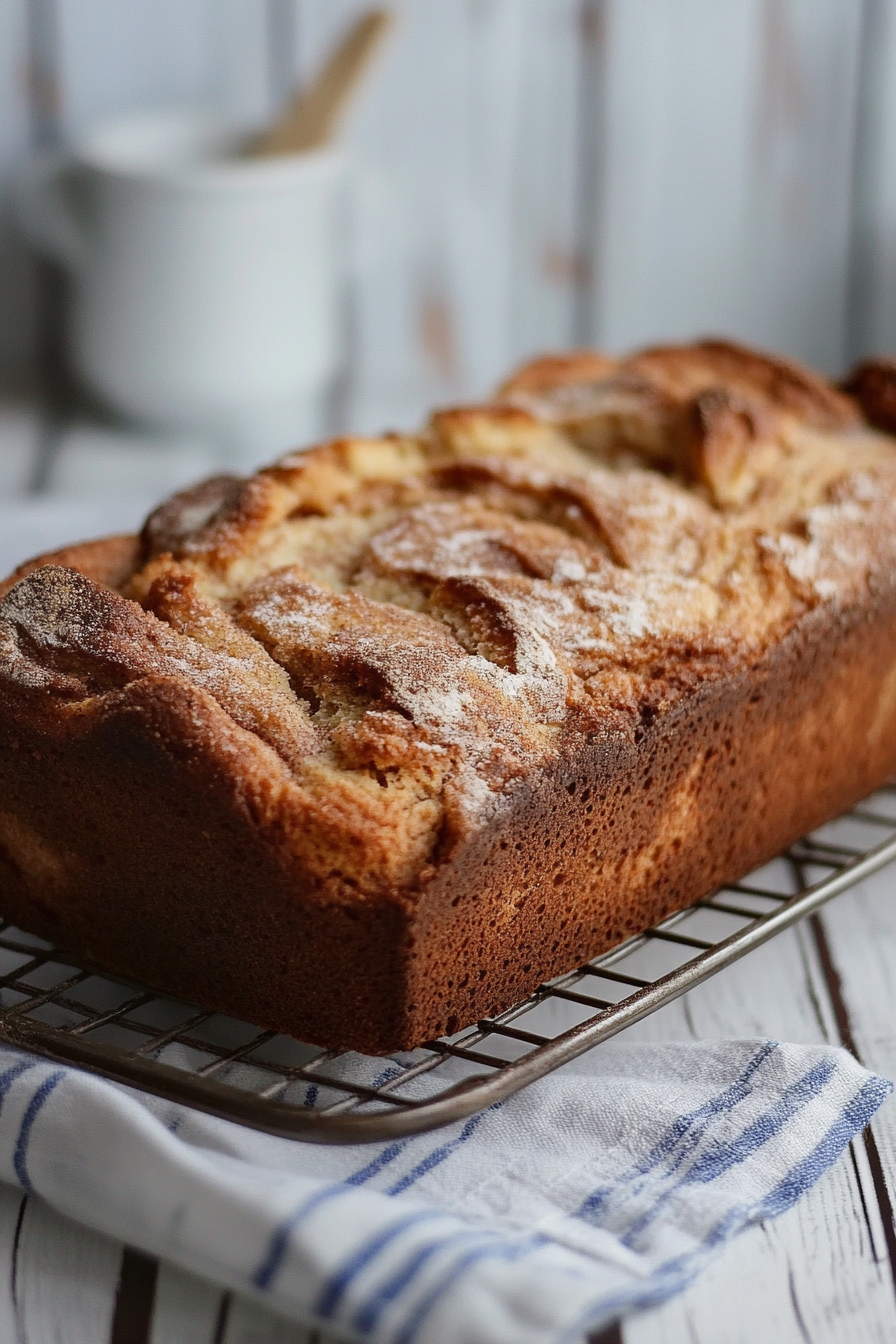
[2, 0, 896, 478]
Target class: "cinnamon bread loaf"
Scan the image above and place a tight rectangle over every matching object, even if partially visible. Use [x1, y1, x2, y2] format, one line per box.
[2, 338, 896, 1054]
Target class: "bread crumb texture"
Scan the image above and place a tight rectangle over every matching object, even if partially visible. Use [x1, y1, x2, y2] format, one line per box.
[4, 338, 896, 901]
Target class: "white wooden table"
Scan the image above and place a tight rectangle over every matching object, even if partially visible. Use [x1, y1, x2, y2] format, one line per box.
[1, 405, 895, 1344]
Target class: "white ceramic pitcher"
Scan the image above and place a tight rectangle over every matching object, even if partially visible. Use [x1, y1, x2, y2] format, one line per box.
[16, 110, 345, 460]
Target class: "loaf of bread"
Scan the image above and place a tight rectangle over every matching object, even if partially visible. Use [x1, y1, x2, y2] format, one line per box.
[3, 339, 896, 1054]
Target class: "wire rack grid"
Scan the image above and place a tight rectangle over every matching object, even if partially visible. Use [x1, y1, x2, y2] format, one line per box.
[1, 787, 895, 1144]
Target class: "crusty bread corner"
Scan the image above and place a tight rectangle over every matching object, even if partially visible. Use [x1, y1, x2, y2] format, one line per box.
[2, 337, 896, 1052]
[0, 533, 140, 603]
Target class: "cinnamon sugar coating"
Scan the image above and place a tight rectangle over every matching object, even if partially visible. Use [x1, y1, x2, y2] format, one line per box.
[3, 338, 896, 1051]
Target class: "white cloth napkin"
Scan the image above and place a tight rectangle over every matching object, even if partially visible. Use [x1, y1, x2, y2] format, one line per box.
[0, 1038, 886, 1344]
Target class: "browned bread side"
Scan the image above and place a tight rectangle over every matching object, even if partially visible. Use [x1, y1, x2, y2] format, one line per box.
[0, 534, 140, 602]
[3, 337, 896, 1052]
[842, 357, 896, 435]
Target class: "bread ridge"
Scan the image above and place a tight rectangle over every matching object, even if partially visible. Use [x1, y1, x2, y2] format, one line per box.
[3, 336, 896, 1052]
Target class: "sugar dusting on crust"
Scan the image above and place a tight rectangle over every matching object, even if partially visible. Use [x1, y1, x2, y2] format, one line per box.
[235, 571, 561, 816]
[757, 468, 896, 603]
[6, 340, 896, 877]
[0, 565, 318, 771]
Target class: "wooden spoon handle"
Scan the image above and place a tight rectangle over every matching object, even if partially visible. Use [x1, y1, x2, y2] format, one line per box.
[248, 10, 393, 158]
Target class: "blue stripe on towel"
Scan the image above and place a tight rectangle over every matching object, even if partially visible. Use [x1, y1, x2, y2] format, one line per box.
[350, 1227, 480, 1335]
[755, 1073, 892, 1221]
[386, 1110, 491, 1196]
[372, 1066, 402, 1089]
[249, 1045, 886, 1330]
[560, 1071, 894, 1343]
[299, 1111, 496, 1317]
[255, 1106, 497, 1294]
[253, 1139, 414, 1290]
[619, 1056, 836, 1247]
[346, 1141, 410, 1187]
[576, 1041, 779, 1224]
[392, 1235, 546, 1344]
[316, 1208, 444, 1320]
[683, 1057, 835, 1184]
[13, 1070, 64, 1191]
[0, 1058, 39, 1110]
[349, 1225, 548, 1337]
[252, 1183, 354, 1289]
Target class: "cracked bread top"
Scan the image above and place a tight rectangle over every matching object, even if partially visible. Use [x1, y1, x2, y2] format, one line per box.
[4, 338, 896, 898]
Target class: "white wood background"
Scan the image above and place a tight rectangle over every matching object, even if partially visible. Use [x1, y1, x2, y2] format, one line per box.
[3, 3, 896, 1341]
[3, 0, 896, 452]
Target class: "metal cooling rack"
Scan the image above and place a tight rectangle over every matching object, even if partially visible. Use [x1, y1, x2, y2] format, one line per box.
[2, 786, 896, 1144]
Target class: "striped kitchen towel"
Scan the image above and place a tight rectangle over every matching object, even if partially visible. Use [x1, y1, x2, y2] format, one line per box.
[0, 1039, 887, 1343]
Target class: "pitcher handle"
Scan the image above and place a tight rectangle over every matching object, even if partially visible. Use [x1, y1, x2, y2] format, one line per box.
[14, 150, 88, 271]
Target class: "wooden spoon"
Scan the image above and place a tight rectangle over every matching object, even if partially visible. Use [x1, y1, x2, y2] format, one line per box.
[246, 10, 393, 158]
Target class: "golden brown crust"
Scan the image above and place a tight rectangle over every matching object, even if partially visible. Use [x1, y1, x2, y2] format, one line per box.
[3, 337, 896, 1052]
[139, 474, 244, 561]
[497, 350, 619, 397]
[627, 337, 860, 430]
[498, 339, 859, 432]
[0, 534, 140, 602]
[842, 358, 896, 435]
